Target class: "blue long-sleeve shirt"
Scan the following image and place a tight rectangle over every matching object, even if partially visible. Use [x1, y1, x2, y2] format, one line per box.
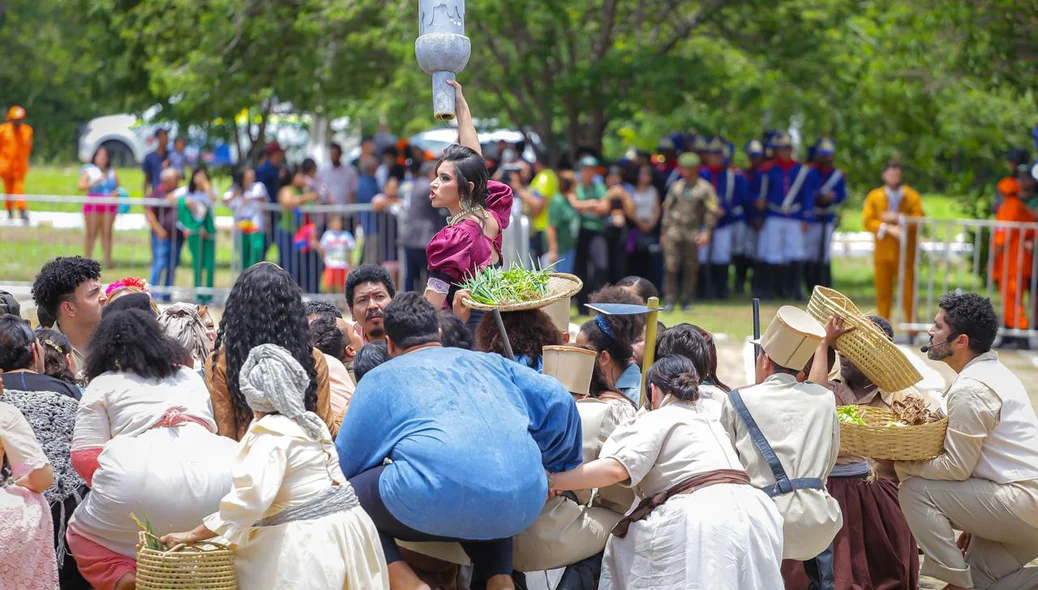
[336, 346, 583, 540]
[810, 167, 847, 223]
[763, 161, 819, 221]
[700, 166, 750, 227]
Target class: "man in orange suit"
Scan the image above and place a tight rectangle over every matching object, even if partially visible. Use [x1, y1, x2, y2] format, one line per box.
[0, 106, 33, 223]
[993, 175, 1035, 346]
[863, 159, 924, 325]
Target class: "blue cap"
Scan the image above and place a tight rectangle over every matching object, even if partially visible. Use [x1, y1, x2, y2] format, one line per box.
[816, 137, 836, 156]
[745, 140, 764, 156]
[771, 130, 792, 148]
[723, 140, 735, 161]
[704, 136, 725, 153]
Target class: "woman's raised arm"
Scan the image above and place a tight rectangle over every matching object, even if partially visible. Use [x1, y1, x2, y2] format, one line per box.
[447, 80, 481, 157]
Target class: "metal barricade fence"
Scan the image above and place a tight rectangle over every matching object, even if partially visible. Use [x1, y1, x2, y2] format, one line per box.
[0, 194, 533, 306]
[896, 216, 1038, 340]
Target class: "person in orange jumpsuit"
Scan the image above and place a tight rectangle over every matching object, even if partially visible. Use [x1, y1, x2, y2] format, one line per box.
[863, 158, 925, 325]
[0, 106, 33, 222]
[993, 177, 1035, 340]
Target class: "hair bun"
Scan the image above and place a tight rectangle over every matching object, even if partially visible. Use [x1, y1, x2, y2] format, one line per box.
[674, 372, 700, 402]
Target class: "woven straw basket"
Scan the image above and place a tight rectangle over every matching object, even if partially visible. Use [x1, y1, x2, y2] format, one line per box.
[462, 273, 583, 312]
[838, 406, 948, 460]
[807, 286, 922, 393]
[136, 531, 237, 590]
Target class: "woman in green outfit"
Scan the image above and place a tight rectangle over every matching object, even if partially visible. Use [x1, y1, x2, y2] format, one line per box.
[178, 167, 218, 302]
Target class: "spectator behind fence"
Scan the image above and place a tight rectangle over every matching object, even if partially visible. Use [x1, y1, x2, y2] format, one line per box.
[400, 159, 443, 293]
[178, 167, 218, 303]
[78, 145, 120, 268]
[571, 156, 610, 307]
[223, 167, 269, 271]
[318, 215, 356, 295]
[144, 168, 184, 301]
[142, 127, 169, 194]
[356, 156, 381, 260]
[256, 141, 286, 256]
[546, 171, 579, 274]
[31, 256, 106, 384]
[276, 161, 323, 294]
[626, 163, 662, 282]
[318, 142, 359, 207]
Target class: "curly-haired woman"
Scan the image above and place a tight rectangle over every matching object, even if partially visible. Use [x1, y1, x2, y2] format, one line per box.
[474, 308, 562, 370]
[66, 309, 236, 590]
[206, 262, 333, 440]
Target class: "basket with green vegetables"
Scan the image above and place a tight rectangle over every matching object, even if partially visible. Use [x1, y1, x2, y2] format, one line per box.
[458, 264, 582, 312]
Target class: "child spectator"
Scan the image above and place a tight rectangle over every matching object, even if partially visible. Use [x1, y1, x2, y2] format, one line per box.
[318, 215, 356, 294]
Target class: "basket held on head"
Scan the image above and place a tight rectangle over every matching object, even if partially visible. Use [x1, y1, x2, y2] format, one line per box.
[807, 286, 922, 392]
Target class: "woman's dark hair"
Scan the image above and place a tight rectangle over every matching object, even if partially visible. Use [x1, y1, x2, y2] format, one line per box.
[439, 312, 474, 350]
[436, 144, 490, 208]
[279, 166, 302, 190]
[91, 145, 111, 171]
[301, 158, 318, 176]
[656, 323, 729, 391]
[616, 276, 659, 304]
[187, 166, 210, 193]
[579, 286, 645, 367]
[35, 328, 77, 385]
[354, 341, 389, 382]
[867, 314, 895, 340]
[304, 299, 343, 320]
[646, 355, 701, 402]
[231, 168, 246, 190]
[31, 256, 102, 320]
[476, 309, 561, 367]
[587, 354, 625, 401]
[383, 292, 440, 350]
[557, 173, 575, 196]
[212, 263, 319, 433]
[0, 314, 35, 371]
[309, 316, 345, 360]
[691, 324, 730, 392]
[86, 309, 186, 381]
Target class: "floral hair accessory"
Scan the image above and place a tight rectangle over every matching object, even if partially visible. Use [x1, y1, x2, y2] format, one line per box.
[105, 277, 149, 297]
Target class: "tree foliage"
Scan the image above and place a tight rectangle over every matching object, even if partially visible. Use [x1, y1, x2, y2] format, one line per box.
[1, 0, 1033, 205]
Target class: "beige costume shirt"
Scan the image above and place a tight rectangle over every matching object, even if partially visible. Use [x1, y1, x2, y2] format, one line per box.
[721, 373, 843, 560]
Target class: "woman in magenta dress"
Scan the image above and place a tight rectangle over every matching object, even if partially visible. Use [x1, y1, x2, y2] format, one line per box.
[424, 81, 513, 329]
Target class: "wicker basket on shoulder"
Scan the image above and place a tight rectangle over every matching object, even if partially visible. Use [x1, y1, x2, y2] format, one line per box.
[838, 406, 948, 460]
[136, 531, 237, 590]
[807, 286, 922, 393]
[462, 272, 583, 312]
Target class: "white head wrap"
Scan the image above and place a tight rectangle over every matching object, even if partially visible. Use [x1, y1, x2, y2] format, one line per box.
[239, 344, 324, 440]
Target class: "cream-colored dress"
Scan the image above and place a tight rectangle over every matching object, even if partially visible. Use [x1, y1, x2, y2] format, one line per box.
[601, 395, 784, 590]
[203, 414, 389, 590]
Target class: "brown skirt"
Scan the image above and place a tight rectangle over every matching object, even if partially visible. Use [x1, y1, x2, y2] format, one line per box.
[781, 476, 919, 590]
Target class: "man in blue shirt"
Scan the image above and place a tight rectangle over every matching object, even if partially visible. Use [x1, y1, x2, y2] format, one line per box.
[805, 138, 847, 292]
[755, 130, 819, 301]
[141, 128, 169, 195]
[254, 141, 285, 256]
[338, 292, 582, 590]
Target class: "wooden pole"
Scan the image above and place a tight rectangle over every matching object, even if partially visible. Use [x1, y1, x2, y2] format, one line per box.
[752, 298, 762, 359]
[492, 308, 516, 361]
[640, 296, 660, 409]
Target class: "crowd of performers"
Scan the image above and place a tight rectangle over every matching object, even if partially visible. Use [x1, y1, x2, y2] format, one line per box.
[4, 82, 1038, 590]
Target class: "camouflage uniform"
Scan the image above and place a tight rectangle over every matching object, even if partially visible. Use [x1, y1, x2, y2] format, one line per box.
[661, 176, 720, 305]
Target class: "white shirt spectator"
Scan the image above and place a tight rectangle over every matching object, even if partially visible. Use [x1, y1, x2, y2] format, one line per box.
[318, 161, 359, 205]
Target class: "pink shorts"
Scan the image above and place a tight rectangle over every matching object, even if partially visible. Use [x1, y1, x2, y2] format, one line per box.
[66, 525, 135, 590]
[83, 191, 118, 216]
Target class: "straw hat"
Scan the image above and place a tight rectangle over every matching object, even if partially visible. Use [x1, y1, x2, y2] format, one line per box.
[542, 345, 598, 396]
[753, 306, 825, 371]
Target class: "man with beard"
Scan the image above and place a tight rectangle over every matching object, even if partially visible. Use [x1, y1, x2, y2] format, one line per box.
[895, 292, 1038, 590]
[345, 264, 396, 345]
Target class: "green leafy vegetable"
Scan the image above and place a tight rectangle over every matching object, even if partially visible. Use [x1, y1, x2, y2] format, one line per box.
[459, 261, 553, 305]
[837, 406, 867, 426]
[131, 512, 163, 551]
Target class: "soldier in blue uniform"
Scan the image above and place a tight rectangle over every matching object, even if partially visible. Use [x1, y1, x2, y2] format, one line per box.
[804, 138, 847, 291]
[698, 136, 749, 299]
[756, 130, 819, 301]
[739, 139, 767, 296]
